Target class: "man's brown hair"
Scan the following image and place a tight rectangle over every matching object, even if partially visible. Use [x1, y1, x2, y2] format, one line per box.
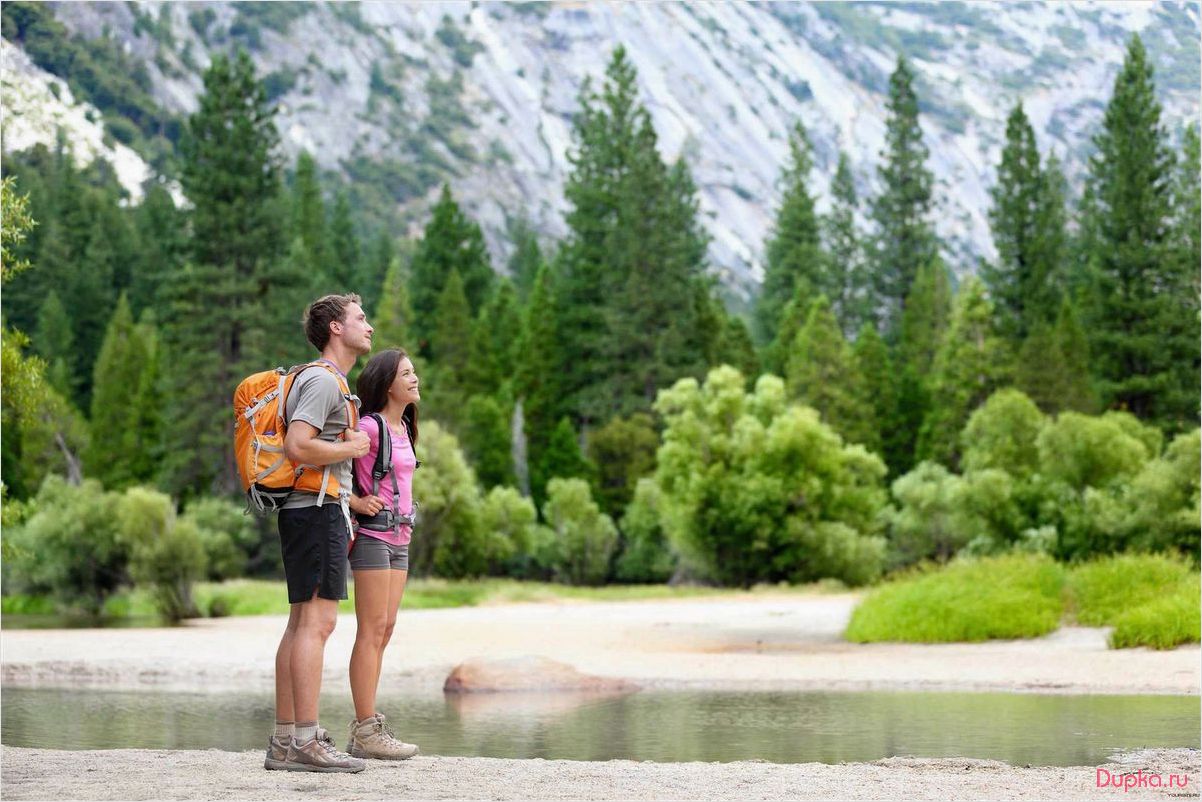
[303, 293, 362, 352]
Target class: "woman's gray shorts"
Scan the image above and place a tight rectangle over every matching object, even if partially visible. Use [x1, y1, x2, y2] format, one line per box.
[348, 534, 409, 571]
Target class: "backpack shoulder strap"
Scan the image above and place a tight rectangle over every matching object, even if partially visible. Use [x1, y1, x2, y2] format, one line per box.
[367, 413, 391, 495]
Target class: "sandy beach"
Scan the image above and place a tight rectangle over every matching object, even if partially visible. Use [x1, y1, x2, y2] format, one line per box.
[3, 592, 1199, 800]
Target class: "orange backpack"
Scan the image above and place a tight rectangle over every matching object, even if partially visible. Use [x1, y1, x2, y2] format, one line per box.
[233, 360, 359, 514]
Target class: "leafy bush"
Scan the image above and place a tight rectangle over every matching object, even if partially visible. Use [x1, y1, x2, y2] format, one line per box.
[1120, 430, 1200, 559]
[615, 478, 676, 583]
[478, 485, 543, 577]
[653, 368, 888, 587]
[960, 388, 1045, 478]
[4, 477, 126, 615]
[844, 554, 1065, 643]
[1036, 412, 1154, 492]
[586, 412, 659, 521]
[180, 496, 258, 581]
[117, 487, 206, 622]
[409, 420, 496, 578]
[540, 478, 619, 586]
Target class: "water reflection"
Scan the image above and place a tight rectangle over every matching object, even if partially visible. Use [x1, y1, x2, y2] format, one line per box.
[2, 687, 1197, 766]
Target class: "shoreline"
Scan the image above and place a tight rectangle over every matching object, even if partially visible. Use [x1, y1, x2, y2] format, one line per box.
[2, 747, 1199, 801]
[2, 595, 1198, 696]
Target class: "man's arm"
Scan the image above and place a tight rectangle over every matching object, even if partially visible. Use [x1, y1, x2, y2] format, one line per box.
[284, 421, 370, 466]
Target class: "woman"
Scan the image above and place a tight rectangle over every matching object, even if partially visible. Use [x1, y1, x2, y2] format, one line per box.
[345, 348, 421, 760]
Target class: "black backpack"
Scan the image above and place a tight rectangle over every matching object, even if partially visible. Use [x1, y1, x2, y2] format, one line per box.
[353, 412, 420, 533]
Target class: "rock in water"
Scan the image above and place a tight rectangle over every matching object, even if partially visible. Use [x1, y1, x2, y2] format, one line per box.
[443, 655, 639, 693]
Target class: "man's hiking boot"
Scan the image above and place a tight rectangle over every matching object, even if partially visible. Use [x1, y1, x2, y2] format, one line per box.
[284, 727, 366, 772]
[347, 713, 419, 760]
[263, 735, 291, 770]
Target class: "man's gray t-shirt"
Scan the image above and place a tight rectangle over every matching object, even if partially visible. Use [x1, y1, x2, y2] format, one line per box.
[281, 365, 360, 510]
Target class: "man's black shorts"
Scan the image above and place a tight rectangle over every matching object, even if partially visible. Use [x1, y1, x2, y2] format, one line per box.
[278, 503, 349, 604]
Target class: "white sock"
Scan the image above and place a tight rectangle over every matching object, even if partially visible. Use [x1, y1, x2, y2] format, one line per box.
[295, 723, 318, 743]
[274, 721, 294, 738]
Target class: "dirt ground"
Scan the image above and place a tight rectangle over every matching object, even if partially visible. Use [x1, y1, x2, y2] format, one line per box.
[2, 593, 1199, 801]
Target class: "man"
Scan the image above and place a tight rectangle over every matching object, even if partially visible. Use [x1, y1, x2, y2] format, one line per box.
[264, 293, 373, 773]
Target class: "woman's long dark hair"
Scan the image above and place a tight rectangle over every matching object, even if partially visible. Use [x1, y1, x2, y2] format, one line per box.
[355, 348, 419, 444]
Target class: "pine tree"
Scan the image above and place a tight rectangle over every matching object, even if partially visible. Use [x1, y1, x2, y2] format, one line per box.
[870, 56, 939, 337]
[1013, 295, 1097, 415]
[1084, 35, 1193, 428]
[756, 122, 825, 345]
[558, 47, 712, 427]
[532, 416, 595, 513]
[409, 184, 493, 335]
[516, 264, 565, 499]
[824, 152, 871, 338]
[713, 312, 760, 386]
[1054, 295, 1096, 414]
[360, 231, 395, 318]
[897, 257, 952, 379]
[762, 282, 810, 378]
[461, 395, 515, 490]
[73, 218, 118, 408]
[328, 190, 360, 291]
[290, 151, 328, 280]
[86, 294, 149, 487]
[1164, 123, 1202, 428]
[372, 256, 414, 351]
[34, 290, 75, 398]
[507, 216, 544, 301]
[131, 184, 186, 312]
[985, 104, 1067, 341]
[427, 268, 473, 430]
[130, 309, 165, 484]
[464, 279, 522, 398]
[916, 277, 1005, 468]
[786, 295, 877, 449]
[160, 50, 286, 497]
[852, 323, 899, 469]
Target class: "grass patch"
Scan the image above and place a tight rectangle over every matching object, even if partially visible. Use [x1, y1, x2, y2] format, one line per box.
[1109, 576, 1201, 650]
[185, 577, 830, 617]
[844, 554, 1065, 643]
[6, 579, 831, 623]
[1066, 553, 1197, 626]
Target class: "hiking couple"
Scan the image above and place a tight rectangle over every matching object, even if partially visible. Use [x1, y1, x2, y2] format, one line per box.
[252, 293, 421, 773]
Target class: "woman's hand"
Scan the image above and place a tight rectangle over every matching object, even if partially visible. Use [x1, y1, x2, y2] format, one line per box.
[352, 494, 386, 516]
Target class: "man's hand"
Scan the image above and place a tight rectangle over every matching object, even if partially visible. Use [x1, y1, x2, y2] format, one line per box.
[352, 494, 386, 516]
[344, 428, 371, 459]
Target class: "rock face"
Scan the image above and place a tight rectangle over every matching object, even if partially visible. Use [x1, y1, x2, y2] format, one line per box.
[6, 2, 1199, 298]
[443, 655, 639, 693]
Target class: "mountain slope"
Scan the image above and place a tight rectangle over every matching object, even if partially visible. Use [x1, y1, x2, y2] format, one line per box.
[5, 1, 1198, 300]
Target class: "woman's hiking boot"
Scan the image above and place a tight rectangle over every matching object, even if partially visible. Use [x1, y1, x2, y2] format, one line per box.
[263, 735, 291, 770]
[285, 727, 366, 772]
[347, 713, 419, 760]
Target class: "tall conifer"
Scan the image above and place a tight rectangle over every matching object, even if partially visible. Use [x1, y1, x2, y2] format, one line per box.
[870, 56, 938, 338]
[756, 122, 824, 345]
[1083, 35, 1192, 428]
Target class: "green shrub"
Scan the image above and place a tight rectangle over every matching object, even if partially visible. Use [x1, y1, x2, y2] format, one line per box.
[118, 487, 206, 622]
[181, 496, 258, 581]
[1109, 576, 1201, 650]
[615, 478, 677, 583]
[1067, 553, 1197, 626]
[541, 478, 619, 586]
[409, 420, 492, 578]
[4, 477, 126, 615]
[653, 368, 888, 587]
[845, 554, 1065, 643]
[478, 485, 542, 576]
[960, 388, 1045, 479]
